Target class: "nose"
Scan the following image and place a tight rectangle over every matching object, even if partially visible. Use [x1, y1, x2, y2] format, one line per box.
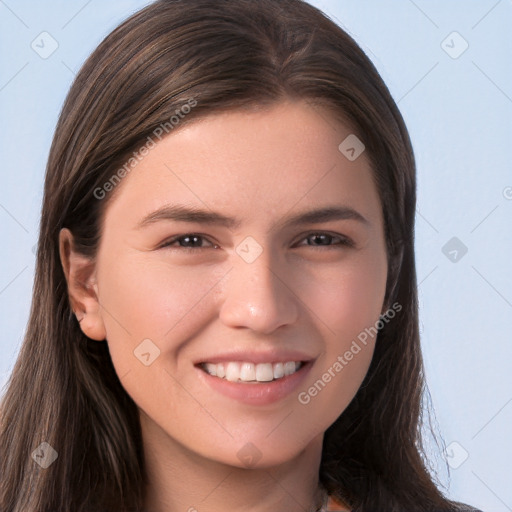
[218, 247, 300, 334]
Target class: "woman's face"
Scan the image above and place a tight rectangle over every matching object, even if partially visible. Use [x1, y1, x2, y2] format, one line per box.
[72, 99, 388, 468]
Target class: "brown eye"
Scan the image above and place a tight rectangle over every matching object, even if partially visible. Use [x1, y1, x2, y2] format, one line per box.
[160, 234, 219, 250]
[297, 232, 354, 249]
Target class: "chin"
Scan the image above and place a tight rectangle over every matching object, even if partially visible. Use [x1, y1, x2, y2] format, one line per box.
[214, 436, 316, 470]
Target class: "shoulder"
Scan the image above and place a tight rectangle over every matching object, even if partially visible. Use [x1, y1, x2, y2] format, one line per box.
[326, 495, 350, 511]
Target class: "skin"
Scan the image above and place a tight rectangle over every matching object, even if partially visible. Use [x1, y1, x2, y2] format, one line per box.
[60, 99, 388, 512]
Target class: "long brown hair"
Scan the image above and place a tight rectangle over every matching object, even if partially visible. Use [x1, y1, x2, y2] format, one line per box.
[0, 1, 467, 510]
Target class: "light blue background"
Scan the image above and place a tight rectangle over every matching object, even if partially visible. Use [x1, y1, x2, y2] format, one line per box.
[0, 1, 510, 510]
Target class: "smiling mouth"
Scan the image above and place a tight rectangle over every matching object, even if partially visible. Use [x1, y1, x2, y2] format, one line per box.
[198, 361, 305, 383]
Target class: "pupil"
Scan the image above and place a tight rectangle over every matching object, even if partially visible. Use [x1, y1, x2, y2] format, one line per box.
[312, 234, 330, 245]
[182, 236, 201, 247]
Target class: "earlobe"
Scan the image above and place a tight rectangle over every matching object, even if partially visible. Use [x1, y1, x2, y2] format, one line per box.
[75, 308, 107, 341]
[59, 228, 107, 342]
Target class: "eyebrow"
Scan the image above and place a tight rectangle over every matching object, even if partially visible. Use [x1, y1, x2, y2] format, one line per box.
[136, 203, 370, 231]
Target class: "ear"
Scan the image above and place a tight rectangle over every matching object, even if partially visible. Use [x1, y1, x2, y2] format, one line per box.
[59, 228, 106, 341]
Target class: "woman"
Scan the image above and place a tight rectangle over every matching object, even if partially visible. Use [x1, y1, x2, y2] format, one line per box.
[0, 1, 483, 511]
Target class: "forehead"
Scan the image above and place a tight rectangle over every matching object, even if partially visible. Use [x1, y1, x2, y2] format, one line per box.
[100, 99, 382, 231]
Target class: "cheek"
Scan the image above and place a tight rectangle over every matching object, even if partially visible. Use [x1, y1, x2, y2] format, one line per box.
[298, 342, 374, 433]
[95, 255, 229, 414]
[293, 255, 386, 419]
[303, 255, 387, 342]
[95, 253, 228, 368]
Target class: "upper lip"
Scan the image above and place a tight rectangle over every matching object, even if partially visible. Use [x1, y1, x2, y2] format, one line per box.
[193, 349, 316, 366]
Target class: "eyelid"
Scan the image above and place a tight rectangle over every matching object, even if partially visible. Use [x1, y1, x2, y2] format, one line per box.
[158, 231, 355, 250]
[294, 231, 355, 248]
[158, 233, 219, 250]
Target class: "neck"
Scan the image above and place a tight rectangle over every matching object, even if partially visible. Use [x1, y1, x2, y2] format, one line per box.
[141, 412, 326, 512]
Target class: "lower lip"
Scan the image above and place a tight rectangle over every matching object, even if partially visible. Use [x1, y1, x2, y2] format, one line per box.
[195, 361, 313, 406]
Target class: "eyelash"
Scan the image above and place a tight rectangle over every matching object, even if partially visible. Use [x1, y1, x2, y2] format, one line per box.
[159, 232, 355, 252]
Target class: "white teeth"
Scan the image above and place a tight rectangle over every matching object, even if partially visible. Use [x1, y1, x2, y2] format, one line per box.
[255, 363, 273, 382]
[273, 362, 284, 379]
[201, 361, 303, 382]
[204, 362, 217, 376]
[240, 362, 256, 381]
[284, 361, 297, 376]
[225, 362, 240, 382]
